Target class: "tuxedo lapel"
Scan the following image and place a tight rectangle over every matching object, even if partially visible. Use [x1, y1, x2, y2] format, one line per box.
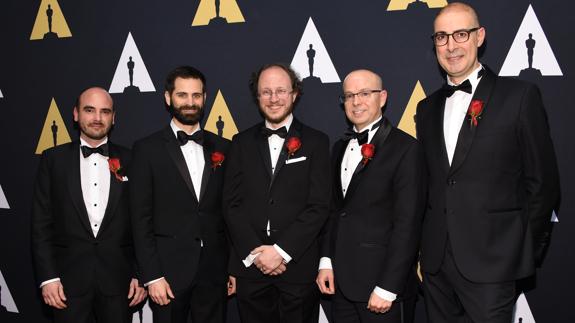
[345, 117, 393, 201]
[430, 95, 450, 173]
[163, 127, 199, 202]
[199, 134, 214, 202]
[271, 119, 302, 188]
[255, 124, 273, 181]
[67, 143, 93, 235]
[97, 144, 122, 237]
[449, 69, 496, 176]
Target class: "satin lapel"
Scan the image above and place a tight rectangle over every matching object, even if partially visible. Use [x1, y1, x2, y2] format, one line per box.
[271, 119, 302, 188]
[449, 69, 496, 176]
[199, 135, 214, 203]
[333, 140, 347, 202]
[97, 144, 122, 237]
[345, 117, 393, 201]
[67, 143, 93, 235]
[430, 94, 450, 173]
[255, 125, 273, 181]
[163, 127, 199, 202]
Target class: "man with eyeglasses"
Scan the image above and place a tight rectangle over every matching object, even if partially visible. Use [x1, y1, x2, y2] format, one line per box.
[416, 3, 560, 322]
[316, 70, 425, 323]
[223, 63, 331, 323]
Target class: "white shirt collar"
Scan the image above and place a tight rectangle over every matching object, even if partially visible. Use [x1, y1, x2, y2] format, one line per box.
[170, 120, 201, 138]
[80, 137, 108, 148]
[447, 64, 484, 91]
[353, 115, 383, 133]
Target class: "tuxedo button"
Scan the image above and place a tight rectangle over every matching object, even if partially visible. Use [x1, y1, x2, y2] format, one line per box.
[448, 180, 456, 186]
[340, 212, 347, 217]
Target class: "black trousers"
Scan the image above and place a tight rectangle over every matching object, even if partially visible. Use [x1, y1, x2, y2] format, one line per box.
[423, 243, 516, 323]
[53, 285, 130, 323]
[236, 276, 320, 323]
[331, 281, 415, 323]
[150, 249, 228, 323]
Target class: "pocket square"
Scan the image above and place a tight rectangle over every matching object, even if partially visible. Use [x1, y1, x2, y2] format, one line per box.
[285, 156, 307, 164]
[121, 176, 129, 182]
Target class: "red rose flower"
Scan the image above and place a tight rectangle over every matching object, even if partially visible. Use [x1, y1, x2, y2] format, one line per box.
[108, 158, 123, 181]
[286, 137, 302, 157]
[467, 99, 484, 127]
[211, 151, 225, 169]
[361, 144, 375, 165]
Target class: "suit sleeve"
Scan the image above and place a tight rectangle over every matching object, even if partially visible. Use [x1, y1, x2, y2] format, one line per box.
[275, 133, 331, 262]
[223, 136, 265, 259]
[319, 142, 343, 259]
[377, 142, 426, 295]
[31, 151, 58, 284]
[518, 84, 561, 267]
[129, 141, 163, 283]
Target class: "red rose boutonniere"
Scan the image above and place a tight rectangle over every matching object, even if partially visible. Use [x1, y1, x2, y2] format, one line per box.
[211, 151, 225, 170]
[361, 144, 375, 165]
[285, 137, 302, 157]
[108, 158, 124, 181]
[467, 99, 484, 127]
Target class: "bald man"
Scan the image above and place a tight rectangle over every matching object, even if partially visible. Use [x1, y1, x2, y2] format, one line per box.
[416, 3, 560, 322]
[317, 70, 425, 323]
[32, 87, 146, 323]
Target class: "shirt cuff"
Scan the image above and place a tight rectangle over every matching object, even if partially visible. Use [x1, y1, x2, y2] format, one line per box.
[374, 286, 397, 302]
[144, 277, 164, 287]
[318, 257, 333, 270]
[243, 252, 260, 267]
[40, 278, 60, 288]
[273, 244, 292, 263]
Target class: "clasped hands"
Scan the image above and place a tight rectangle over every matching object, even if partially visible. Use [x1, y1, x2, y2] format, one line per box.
[251, 245, 287, 275]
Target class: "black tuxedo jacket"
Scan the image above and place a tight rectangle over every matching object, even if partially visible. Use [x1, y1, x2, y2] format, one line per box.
[130, 127, 229, 291]
[320, 118, 425, 302]
[32, 141, 135, 296]
[223, 118, 331, 283]
[415, 68, 560, 283]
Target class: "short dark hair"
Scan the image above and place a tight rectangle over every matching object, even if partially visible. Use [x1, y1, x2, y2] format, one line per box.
[164, 66, 207, 95]
[249, 63, 303, 105]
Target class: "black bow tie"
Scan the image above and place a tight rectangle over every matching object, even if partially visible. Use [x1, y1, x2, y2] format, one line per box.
[177, 130, 203, 146]
[442, 79, 472, 98]
[342, 118, 383, 145]
[261, 126, 288, 138]
[81, 144, 109, 158]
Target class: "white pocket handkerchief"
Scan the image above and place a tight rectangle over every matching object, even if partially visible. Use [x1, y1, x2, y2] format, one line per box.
[121, 176, 129, 182]
[285, 156, 307, 164]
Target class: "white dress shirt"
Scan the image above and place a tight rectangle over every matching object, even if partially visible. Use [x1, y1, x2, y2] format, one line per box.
[443, 65, 483, 165]
[318, 116, 397, 302]
[242, 114, 293, 268]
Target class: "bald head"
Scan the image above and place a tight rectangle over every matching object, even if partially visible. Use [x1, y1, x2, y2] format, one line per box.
[435, 2, 480, 28]
[343, 69, 383, 90]
[76, 87, 113, 111]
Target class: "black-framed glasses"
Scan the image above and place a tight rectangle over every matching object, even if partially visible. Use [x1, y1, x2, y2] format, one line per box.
[431, 27, 480, 46]
[339, 90, 383, 103]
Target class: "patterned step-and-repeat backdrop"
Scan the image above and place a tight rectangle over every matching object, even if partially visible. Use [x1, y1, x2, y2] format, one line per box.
[0, 1, 572, 322]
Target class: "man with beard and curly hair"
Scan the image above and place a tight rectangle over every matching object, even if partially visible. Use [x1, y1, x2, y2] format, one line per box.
[130, 66, 233, 323]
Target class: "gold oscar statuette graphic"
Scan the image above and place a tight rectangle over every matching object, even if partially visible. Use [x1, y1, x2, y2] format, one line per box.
[204, 90, 238, 140]
[397, 81, 426, 139]
[35, 98, 72, 154]
[30, 0, 72, 40]
[387, 0, 447, 11]
[192, 0, 245, 26]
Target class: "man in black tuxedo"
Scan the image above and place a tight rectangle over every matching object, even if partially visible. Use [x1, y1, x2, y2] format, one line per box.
[32, 87, 147, 323]
[416, 3, 561, 322]
[223, 63, 331, 323]
[130, 66, 232, 323]
[316, 70, 425, 323]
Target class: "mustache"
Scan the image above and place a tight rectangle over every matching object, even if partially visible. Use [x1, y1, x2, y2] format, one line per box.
[178, 104, 201, 111]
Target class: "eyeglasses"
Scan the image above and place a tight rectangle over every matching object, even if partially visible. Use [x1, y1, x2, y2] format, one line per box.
[259, 88, 293, 100]
[340, 90, 383, 103]
[431, 27, 480, 46]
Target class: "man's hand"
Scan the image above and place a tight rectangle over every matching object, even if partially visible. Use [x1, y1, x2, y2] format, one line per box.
[148, 278, 175, 306]
[227, 276, 236, 296]
[251, 245, 284, 275]
[42, 281, 67, 309]
[367, 292, 392, 314]
[269, 263, 287, 276]
[316, 269, 335, 294]
[128, 278, 147, 306]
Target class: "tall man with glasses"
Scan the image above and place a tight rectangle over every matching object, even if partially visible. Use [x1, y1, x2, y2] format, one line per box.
[316, 70, 425, 323]
[223, 63, 331, 323]
[130, 66, 232, 323]
[32, 87, 147, 323]
[416, 3, 560, 322]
